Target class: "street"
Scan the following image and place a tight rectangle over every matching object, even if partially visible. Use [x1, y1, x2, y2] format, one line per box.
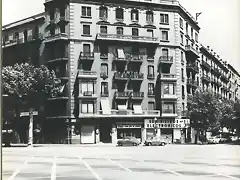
[3, 144, 240, 180]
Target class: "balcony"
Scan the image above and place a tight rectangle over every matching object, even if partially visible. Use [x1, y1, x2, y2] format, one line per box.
[127, 53, 144, 63]
[211, 68, 221, 77]
[79, 91, 97, 99]
[161, 94, 178, 100]
[79, 110, 160, 118]
[201, 61, 211, 70]
[148, 92, 155, 98]
[115, 91, 130, 99]
[96, 33, 159, 44]
[187, 79, 198, 87]
[78, 70, 97, 79]
[100, 53, 108, 59]
[112, 55, 128, 62]
[55, 70, 68, 80]
[130, 92, 144, 99]
[159, 56, 173, 64]
[58, 16, 69, 24]
[161, 109, 178, 118]
[2, 34, 44, 48]
[44, 33, 68, 43]
[160, 74, 177, 81]
[185, 45, 199, 58]
[147, 74, 155, 79]
[201, 75, 211, 83]
[101, 92, 109, 97]
[186, 64, 199, 74]
[45, 57, 68, 64]
[100, 72, 108, 79]
[129, 72, 144, 81]
[79, 52, 94, 61]
[114, 72, 129, 81]
[221, 74, 229, 83]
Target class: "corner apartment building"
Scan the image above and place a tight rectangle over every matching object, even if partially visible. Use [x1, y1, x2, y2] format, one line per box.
[2, 0, 239, 144]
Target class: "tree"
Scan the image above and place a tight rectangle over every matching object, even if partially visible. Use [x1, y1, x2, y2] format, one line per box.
[219, 98, 235, 131]
[2, 63, 62, 146]
[187, 90, 222, 143]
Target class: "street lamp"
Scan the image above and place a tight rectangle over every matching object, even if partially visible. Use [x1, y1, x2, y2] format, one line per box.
[154, 117, 158, 136]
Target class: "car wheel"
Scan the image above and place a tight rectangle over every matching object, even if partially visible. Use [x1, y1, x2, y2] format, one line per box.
[133, 142, 138, 146]
[161, 142, 166, 146]
[118, 143, 122, 146]
[147, 142, 152, 146]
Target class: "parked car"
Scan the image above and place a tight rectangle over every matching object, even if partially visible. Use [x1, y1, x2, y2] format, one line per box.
[144, 136, 167, 146]
[207, 136, 220, 144]
[117, 136, 140, 146]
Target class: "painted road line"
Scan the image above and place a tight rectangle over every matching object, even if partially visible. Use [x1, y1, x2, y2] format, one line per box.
[8, 156, 34, 180]
[106, 157, 132, 172]
[78, 156, 102, 180]
[51, 156, 57, 180]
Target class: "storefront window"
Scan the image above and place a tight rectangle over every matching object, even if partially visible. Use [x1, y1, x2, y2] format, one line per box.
[117, 128, 141, 139]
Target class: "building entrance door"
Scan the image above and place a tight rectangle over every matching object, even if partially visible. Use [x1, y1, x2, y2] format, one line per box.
[99, 121, 112, 143]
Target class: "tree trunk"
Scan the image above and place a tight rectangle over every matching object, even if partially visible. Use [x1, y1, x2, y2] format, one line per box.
[28, 108, 34, 146]
[195, 129, 200, 144]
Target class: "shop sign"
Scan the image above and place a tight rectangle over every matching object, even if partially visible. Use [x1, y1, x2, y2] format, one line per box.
[144, 118, 190, 129]
[117, 125, 142, 129]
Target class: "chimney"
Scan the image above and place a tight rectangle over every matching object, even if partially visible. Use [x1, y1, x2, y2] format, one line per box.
[207, 46, 210, 50]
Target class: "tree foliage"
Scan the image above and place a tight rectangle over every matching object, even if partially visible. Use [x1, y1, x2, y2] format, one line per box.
[2, 63, 62, 105]
[188, 90, 236, 132]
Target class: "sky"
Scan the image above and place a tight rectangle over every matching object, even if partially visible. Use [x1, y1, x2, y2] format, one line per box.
[2, 0, 240, 72]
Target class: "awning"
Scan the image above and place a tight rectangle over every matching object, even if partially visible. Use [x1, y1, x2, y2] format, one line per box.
[117, 48, 125, 59]
[133, 105, 143, 114]
[117, 105, 127, 115]
[100, 98, 111, 115]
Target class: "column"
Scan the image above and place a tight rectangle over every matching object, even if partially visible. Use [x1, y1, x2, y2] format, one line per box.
[157, 128, 161, 138]
[141, 128, 146, 143]
[111, 124, 117, 144]
[95, 126, 100, 144]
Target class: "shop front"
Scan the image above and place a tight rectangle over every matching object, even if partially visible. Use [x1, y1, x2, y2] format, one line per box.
[144, 118, 190, 143]
[116, 120, 144, 143]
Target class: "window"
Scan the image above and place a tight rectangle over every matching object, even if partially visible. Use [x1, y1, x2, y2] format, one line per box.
[148, 83, 154, 95]
[49, 10, 54, 20]
[180, 34, 183, 44]
[101, 82, 108, 94]
[101, 63, 108, 74]
[132, 28, 139, 36]
[131, 9, 139, 21]
[160, 14, 169, 24]
[81, 101, 94, 113]
[191, 28, 193, 39]
[14, 32, 19, 40]
[162, 103, 175, 113]
[83, 25, 90, 35]
[60, 6, 65, 17]
[181, 68, 184, 81]
[195, 33, 198, 42]
[146, 11, 153, 23]
[116, 8, 124, 20]
[148, 102, 155, 110]
[179, 18, 183, 29]
[4, 35, 9, 42]
[163, 83, 175, 95]
[99, 6, 108, 19]
[80, 81, 94, 94]
[83, 44, 91, 54]
[116, 27, 123, 35]
[147, 29, 153, 37]
[182, 102, 185, 111]
[162, 49, 168, 57]
[182, 85, 185, 97]
[100, 26, 107, 34]
[161, 31, 168, 41]
[186, 39, 189, 45]
[186, 23, 188, 35]
[82, 6, 91, 17]
[181, 51, 184, 62]
[148, 65, 154, 75]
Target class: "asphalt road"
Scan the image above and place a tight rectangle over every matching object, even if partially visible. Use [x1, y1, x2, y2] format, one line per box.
[3, 144, 240, 180]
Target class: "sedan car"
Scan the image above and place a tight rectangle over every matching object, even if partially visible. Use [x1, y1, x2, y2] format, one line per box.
[117, 136, 140, 146]
[207, 136, 220, 144]
[144, 137, 167, 146]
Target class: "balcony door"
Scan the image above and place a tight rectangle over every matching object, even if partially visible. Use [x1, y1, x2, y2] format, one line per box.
[83, 44, 91, 55]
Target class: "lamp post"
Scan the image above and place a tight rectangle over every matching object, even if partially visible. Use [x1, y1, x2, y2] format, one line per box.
[154, 117, 158, 137]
